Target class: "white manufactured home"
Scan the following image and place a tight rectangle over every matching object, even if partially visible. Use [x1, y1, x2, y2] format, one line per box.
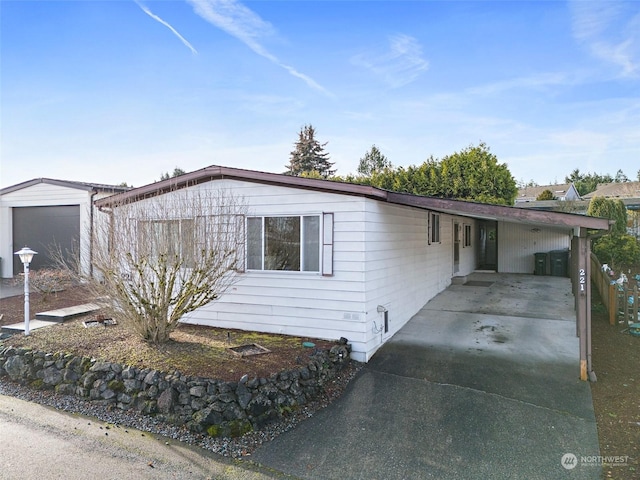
[0, 179, 129, 278]
[95, 166, 611, 366]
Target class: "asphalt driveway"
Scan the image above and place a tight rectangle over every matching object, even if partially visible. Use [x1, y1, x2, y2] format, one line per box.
[251, 273, 600, 479]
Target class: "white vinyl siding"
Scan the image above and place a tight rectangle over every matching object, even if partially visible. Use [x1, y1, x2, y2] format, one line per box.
[360, 202, 475, 360]
[498, 222, 571, 274]
[178, 180, 484, 362]
[181, 180, 368, 356]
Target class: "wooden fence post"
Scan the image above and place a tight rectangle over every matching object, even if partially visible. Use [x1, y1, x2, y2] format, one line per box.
[633, 284, 639, 325]
[609, 283, 616, 325]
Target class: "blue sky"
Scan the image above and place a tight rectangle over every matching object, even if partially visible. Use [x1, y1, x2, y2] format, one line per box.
[1, 0, 639, 189]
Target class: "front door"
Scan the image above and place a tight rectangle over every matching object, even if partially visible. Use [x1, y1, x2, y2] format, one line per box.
[477, 221, 497, 271]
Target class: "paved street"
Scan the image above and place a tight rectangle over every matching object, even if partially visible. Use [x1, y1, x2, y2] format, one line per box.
[0, 394, 288, 480]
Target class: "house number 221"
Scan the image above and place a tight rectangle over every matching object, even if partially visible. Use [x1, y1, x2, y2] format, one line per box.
[579, 268, 586, 294]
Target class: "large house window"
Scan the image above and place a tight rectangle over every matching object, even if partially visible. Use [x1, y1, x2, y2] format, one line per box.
[138, 219, 195, 267]
[195, 214, 245, 271]
[247, 215, 320, 272]
[429, 212, 440, 244]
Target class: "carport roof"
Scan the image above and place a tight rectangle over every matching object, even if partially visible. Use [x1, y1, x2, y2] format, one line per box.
[95, 165, 612, 233]
[0, 178, 131, 195]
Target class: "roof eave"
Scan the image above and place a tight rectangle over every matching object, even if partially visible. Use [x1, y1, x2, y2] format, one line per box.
[95, 165, 388, 208]
[1, 178, 130, 195]
[386, 192, 611, 231]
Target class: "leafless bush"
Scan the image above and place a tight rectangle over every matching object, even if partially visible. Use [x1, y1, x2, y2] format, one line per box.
[13, 269, 73, 300]
[62, 187, 247, 344]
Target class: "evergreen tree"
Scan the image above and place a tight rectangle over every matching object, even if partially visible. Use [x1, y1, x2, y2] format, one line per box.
[614, 169, 629, 183]
[160, 167, 186, 181]
[564, 169, 613, 196]
[357, 145, 392, 176]
[285, 125, 335, 178]
[587, 197, 627, 236]
[587, 196, 639, 269]
[536, 189, 555, 201]
[363, 143, 516, 205]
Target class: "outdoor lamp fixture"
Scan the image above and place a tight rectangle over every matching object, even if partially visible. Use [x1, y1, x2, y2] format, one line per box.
[14, 246, 37, 336]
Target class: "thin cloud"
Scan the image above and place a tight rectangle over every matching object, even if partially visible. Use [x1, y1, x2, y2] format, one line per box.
[569, 0, 639, 77]
[185, 0, 330, 95]
[352, 34, 429, 88]
[135, 1, 198, 55]
[467, 72, 573, 96]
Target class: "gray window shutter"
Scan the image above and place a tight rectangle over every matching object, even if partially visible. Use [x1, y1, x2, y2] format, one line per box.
[322, 212, 334, 276]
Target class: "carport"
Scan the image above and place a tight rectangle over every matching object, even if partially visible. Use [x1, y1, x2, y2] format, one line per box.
[253, 272, 603, 479]
[385, 193, 612, 381]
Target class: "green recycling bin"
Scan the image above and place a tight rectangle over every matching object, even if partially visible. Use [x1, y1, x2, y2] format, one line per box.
[534, 252, 548, 275]
[549, 249, 569, 277]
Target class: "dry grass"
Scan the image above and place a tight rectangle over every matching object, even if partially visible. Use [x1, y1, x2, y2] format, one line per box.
[1, 287, 334, 383]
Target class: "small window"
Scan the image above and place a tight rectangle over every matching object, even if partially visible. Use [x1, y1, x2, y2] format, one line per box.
[429, 213, 441, 244]
[464, 224, 472, 247]
[247, 215, 320, 272]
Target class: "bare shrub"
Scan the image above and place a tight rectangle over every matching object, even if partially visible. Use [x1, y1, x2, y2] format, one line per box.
[69, 187, 247, 344]
[13, 269, 73, 300]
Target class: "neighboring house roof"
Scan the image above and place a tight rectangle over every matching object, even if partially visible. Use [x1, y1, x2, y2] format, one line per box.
[582, 181, 640, 210]
[95, 165, 611, 232]
[582, 181, 640, 199]
[515, 183, 580, 203]
[0, 178, 131, 196]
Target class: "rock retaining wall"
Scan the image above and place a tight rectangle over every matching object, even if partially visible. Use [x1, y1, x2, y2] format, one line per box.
[0, 343, 351, 437]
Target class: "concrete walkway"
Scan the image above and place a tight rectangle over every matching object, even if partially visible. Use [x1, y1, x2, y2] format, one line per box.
[251, 273, 600, 479]
[0, 281, 23, 299]
[1, 303, 102, 336]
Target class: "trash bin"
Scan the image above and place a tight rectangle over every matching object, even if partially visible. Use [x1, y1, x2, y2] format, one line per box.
[549, 249, 569, 277]
[534, 252, 548, 275]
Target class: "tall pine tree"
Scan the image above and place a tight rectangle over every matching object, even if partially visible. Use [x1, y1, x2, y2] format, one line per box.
[357, 144, 391, 176]
[285, 125, 335, 178]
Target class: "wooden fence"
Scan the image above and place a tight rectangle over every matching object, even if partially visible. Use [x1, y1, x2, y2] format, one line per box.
[590, 253, 640, 325]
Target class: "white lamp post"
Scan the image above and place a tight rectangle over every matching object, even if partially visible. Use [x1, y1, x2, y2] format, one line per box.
[14, 247, 37, 336]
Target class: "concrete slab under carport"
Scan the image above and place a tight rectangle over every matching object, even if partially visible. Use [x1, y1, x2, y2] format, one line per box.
[252, 273, 600, 479]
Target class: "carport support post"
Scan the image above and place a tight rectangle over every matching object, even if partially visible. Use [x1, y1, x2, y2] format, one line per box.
[573, 230, 592, 381]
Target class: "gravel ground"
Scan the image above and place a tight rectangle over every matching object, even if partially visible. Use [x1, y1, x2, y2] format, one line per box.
[0, 361, 363, 459]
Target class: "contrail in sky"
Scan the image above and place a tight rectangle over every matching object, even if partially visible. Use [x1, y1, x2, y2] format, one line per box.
[135, 1, 198, 55]
[186, 0, 331, 95]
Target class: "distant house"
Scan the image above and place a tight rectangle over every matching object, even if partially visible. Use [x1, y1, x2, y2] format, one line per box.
[583, 181, 640, 238]
[582, 181, 640, 207]
[94, 165, 610, 365]
[0, 178, 129, 277]
[515, 183, 581, 204]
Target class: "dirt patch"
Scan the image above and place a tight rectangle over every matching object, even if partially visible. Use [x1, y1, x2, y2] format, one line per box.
[1, 282, 92, 328]
[0, 286, 336, 382]
[590, 290, 640, 479]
